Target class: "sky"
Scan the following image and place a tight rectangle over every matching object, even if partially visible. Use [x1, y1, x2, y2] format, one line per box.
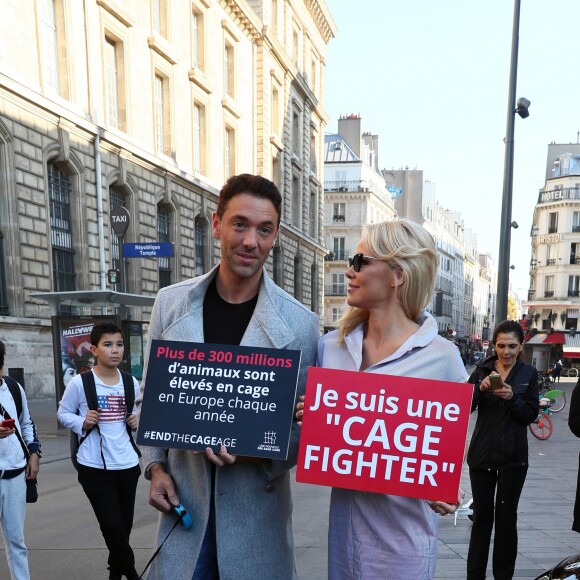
[323, 0, 580, 302]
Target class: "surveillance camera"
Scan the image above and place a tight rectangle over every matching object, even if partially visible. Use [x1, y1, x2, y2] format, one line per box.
[515, 97, 531, 119]
[511, 221, 519, 229]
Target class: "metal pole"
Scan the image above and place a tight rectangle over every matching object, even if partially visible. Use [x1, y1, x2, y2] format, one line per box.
[496, 0, 521, 324]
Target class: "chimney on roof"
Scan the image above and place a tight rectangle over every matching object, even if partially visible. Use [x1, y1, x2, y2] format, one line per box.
[337, 114, 362, 158]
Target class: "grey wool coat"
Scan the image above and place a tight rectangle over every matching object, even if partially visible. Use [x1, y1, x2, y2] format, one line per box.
[137, 265, 320, 580]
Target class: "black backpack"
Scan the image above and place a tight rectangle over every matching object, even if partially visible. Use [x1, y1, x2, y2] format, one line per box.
[69, 370, 141, 470]
[3, 375, 24, 418]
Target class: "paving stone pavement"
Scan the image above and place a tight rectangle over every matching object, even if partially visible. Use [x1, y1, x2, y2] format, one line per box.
[0, 377, 578, 579]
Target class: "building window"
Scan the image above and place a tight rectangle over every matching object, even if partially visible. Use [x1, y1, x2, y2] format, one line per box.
[546, 243, 557, 266]
[548, 212, 558, 234]
[545, 275, 554, 298]
[271, 85, 280, 136]
[333, 202, 345, 222]
[104, 37, 125, 131]
[310, 55, 317, 93]
[272, 245, 281, 286]
[331, 272, 345, 295]
[309, 188, 317, 237]
[193, 102, 206, 174]
[292, 25, 299, 68]
[310, 264, 317, 312]
[0, 231, 8, 315]
[292, 174, 301, 227]
[561, 157, 570, 175]
[40, 0, 67, 98]
[154, 73, 170, 155]
[191, 8, 205, 70]
[225, 125, 235, 178]
[152, 0, 167, 37]
[310, 132, 317, 174]
[573, 212, 580, 232]
[332, 307, 340, 323]
[195, 217, 206, 276]
[48, 163, 76, 311]
[292, 108, 301, 157]
[569, 276, 580, 298]
[157, 205, 171, 289]
[293, 255, 302, 300]
[224, 41, 234, 98]
[572, 243, 580, 265]
[272, 156, 280, 191]
[110, 188, 129, 292]
[271, 0, 278, 35]
[332, 237, 346, 261]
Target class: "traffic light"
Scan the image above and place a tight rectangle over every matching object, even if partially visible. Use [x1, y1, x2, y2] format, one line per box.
[107, 269, 119, 285]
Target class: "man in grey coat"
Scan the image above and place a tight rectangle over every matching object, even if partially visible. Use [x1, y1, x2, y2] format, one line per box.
[138, 174, 319, 580]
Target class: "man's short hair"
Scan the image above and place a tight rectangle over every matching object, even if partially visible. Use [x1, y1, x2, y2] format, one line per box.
[0, 339, 5, 369]
[90, 322, 124, 346]
[217, 174, 281, 226]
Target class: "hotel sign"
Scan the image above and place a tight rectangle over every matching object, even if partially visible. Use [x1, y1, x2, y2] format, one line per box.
[533, 234, 563, 246]
[539, 190, 565, 203]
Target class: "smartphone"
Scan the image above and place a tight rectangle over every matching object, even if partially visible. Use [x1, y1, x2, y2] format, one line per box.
[1, 418, 15, 429]
[488, 374, 502, 391]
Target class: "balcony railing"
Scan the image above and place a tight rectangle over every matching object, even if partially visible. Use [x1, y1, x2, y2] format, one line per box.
[547, 258, 557, 265]
[545, 290, 555, 297]
[325, 180, 370, 192]
[573, 225, 580, 232]
[333, 215, 346, 222]
[569, 290, 580, 297]
[325, 284, 347, 296]
[324, 249, 350, 261]
[548, 227, 558, 234]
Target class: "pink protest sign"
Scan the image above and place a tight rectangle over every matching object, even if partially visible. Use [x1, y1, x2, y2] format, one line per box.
[296, 367, 473, 503]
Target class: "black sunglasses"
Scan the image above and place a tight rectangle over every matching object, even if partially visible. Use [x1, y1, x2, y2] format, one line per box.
[348, 253, 381, 272]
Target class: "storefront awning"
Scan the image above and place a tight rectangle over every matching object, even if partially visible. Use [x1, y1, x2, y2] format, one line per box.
[541, 308, 552, 318]
[564, 350, 580, 358]
[526, 334, 549, 345]
[568, 309, 580, 318]
[544, 332, 566, 344]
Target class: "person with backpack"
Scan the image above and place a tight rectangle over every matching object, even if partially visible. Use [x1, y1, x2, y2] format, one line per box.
[0, 339, 41, 580]
[57, 322, 141, 580]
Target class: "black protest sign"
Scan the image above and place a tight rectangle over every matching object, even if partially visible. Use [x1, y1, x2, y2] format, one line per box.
[137, 340, 302, 459]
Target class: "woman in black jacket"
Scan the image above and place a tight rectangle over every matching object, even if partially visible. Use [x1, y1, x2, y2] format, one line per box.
[570, 378, 580, 533]
[466, 320, 539, 580]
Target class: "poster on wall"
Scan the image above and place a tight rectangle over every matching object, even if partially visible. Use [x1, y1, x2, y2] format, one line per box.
[55, 315, 118, 401]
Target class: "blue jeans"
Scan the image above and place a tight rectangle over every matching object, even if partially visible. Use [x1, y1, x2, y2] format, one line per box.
[192, 498, 219, 580]
[0, 473, 29, 580]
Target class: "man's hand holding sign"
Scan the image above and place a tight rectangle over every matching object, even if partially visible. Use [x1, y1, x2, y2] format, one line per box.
[296, 367, 472, 506]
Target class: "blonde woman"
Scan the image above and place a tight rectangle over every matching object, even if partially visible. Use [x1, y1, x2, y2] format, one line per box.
[298, 219, 467, 579]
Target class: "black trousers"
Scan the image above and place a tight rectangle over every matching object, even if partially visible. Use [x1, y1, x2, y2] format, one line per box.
[77, 463, 141, 576]
[467, 466, 528, 580]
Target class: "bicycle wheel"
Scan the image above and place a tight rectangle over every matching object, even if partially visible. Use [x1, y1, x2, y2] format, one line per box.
[570, 368, 579, 378]
[548, 392, 566, 413]
[529, 413, 553, 440]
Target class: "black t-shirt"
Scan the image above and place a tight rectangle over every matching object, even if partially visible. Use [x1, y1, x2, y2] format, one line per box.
[203, 276, 259, 346]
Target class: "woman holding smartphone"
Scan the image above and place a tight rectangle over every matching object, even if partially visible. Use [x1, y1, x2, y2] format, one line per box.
[466, 320, 539, 580]
[298, 219, 467, 579]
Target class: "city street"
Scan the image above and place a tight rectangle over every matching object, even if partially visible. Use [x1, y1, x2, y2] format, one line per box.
[1, 377, 578, 579]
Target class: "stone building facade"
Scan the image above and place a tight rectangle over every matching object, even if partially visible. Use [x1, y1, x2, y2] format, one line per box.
[0, 0, 336, 397]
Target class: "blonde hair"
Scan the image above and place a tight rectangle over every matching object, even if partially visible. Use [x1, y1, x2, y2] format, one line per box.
[337, 218, 438, 343]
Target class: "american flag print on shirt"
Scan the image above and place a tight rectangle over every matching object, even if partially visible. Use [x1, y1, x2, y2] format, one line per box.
[97, 395, 127, 422]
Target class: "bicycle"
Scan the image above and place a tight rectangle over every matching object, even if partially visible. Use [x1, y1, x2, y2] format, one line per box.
[529, 400, 553, 440]
[562, 367, 579, 378]
[538, 377, 566, 413]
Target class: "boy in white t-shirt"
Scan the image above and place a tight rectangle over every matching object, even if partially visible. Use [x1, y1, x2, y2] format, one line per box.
[58, 323, 140, 580]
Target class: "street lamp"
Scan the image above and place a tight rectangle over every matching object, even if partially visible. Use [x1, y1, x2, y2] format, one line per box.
[496, 0, 531, 324]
